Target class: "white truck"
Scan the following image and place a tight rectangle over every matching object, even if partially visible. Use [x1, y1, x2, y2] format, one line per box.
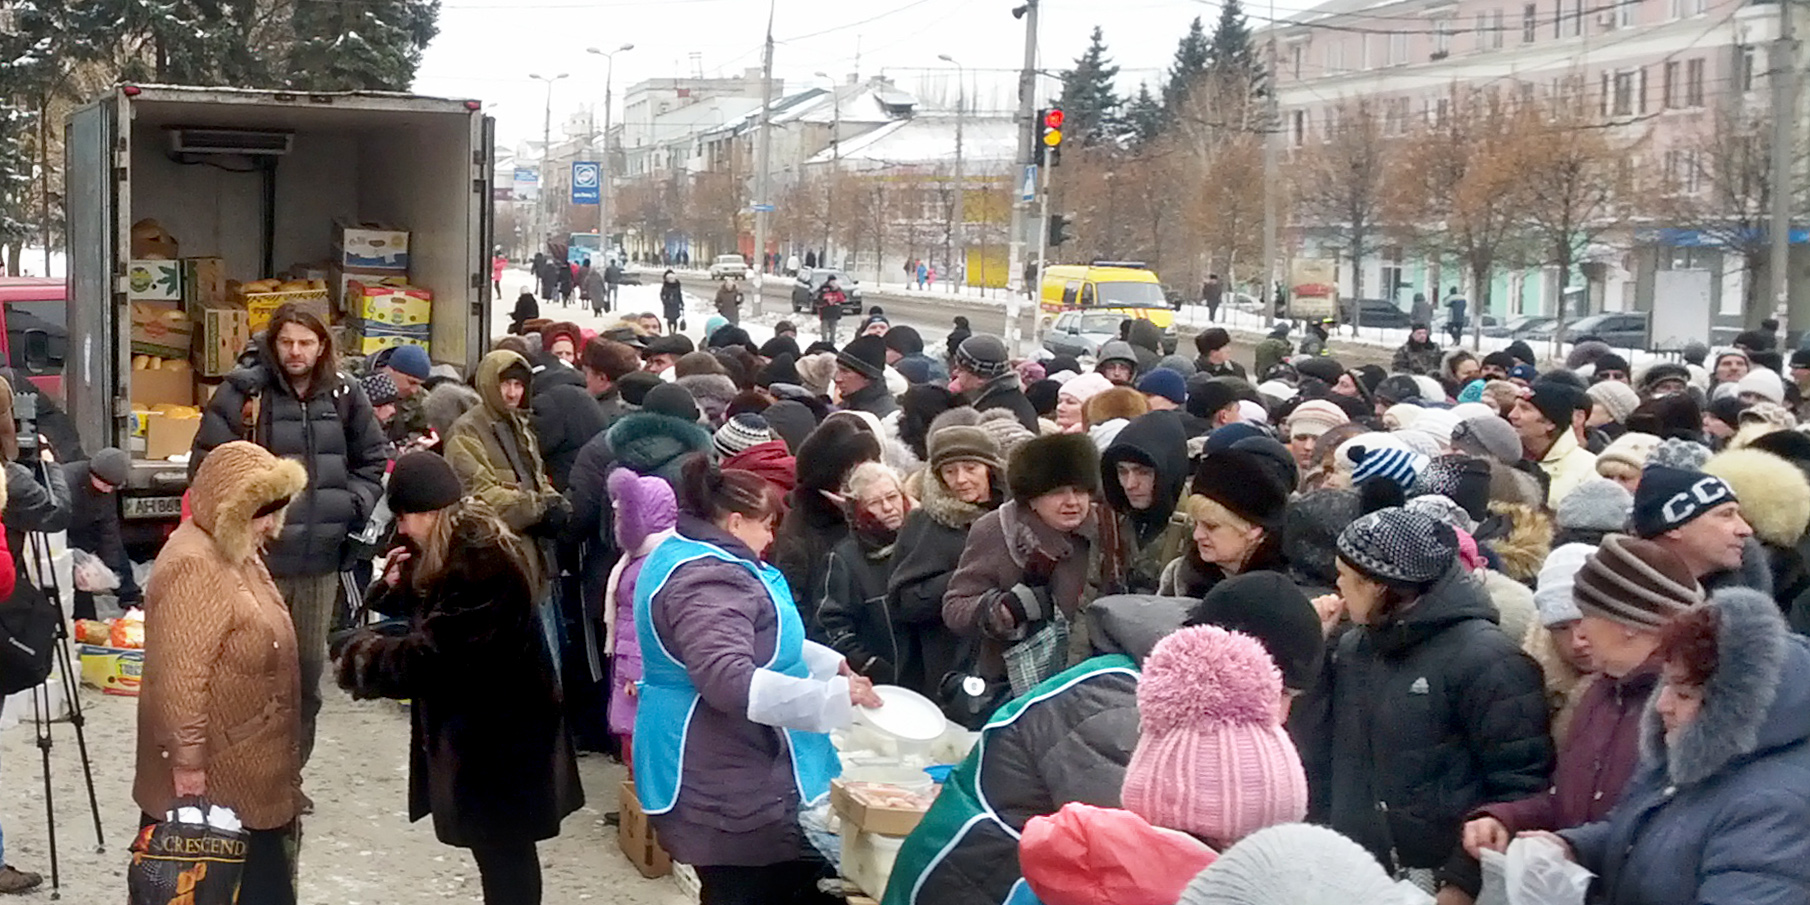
[63, 84, 496, 539]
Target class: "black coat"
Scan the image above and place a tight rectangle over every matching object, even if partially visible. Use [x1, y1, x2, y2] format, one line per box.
[660, 281, 684, 319]
[339, 515, 583, 848]
[65, 461, 140, 604]
[971, 375, 1039, 433]
[819, 532, 901, 683]
[192, 349, 387, 576]
[1309, 566, 1553, 881]
[842, 380, 898, 418]
[885, 470, 999, 698]
[528, 357, 608, 492]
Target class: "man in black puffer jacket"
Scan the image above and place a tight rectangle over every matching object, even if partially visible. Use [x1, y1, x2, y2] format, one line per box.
[191, 304, 387, 765]
[526, 352, 607, 492]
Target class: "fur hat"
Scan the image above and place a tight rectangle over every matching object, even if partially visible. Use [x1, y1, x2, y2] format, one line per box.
[1647, 437, 1713, 471]
[1009, 433, 1100, 501]
[678, 374, 738, 426]
[1639, 362, 1693, 396]
[1120, 626, 1307, 846]
[1281, 489, 1360, 590]
[1082, 387, 1150, 428]
[1702, 447, 1810, 547]
[1191, 448, 1290, 528]
[422, 382, 481, 436]
[796, 417, 883, 493]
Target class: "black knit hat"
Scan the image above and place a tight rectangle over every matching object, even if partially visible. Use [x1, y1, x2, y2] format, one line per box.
[954, 334, 1011, 378]
[1574, 534, 1703, 628]
[1631, 465, 1735, 538]
[1337, 507, 1456, 585]
[1185, 572, 1325, 692]
[883, 325, 925, 356]
[1411, 454, 1493, 522]
[1008, 433, 1100, 501]
[1296, 357, 1345, 385]
[759, 334, 802, 361]
[837, 335, 889, 381]
[617, 371, 662, 406]
[1374, 374, 1422, 406]
[758, 352, 800, 388]
[643, 383, 701, 423]
[388, 451, 464, 514]
[1186, 375, 1243, 419]
[1526, 379, 1586, 427]
[1190, 447, 1289, 528]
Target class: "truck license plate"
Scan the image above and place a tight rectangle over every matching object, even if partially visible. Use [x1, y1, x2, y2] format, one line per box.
[122, 495, 183, 520]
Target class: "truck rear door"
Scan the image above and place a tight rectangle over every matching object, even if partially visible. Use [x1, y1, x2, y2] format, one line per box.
[63, 98, 115, 457]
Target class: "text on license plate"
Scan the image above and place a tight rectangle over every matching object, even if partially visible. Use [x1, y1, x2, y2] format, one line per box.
[122, 496, 183, 519]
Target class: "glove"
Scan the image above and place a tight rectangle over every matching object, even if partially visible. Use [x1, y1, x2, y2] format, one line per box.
[529, 494, 573, 538]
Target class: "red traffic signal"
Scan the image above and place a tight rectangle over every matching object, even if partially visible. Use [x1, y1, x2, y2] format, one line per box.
[1043, 108, 1064, 130]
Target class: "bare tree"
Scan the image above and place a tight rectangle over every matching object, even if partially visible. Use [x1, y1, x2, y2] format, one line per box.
[1515, 92, 1641, 328]
[1291, 98, 1393, 313]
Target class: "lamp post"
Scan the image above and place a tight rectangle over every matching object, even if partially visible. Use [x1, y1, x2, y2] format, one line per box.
[587, 44, 634, 263]
[529, 72, 569, 259]
[813, 71, 842, 268]
[938, 54, 967, 292]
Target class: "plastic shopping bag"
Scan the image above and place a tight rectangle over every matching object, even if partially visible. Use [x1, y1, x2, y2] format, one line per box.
[1477, 837, 1593, 905]
[72, 549, 119, 592]
[127, 798, 247, 905]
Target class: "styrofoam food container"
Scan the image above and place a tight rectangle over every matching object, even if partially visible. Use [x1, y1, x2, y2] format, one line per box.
[855, 685, 947, 743]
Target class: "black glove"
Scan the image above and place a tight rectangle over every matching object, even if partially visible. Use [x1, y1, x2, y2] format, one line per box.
[528, 495, 573, 538]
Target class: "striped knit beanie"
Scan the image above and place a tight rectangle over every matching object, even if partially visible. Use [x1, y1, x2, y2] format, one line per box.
[1349, 444, 1431, 490]
[1573, 534, 1703, 629]
[1121, 626, 1307, 846]
[713, 413, 776, 460]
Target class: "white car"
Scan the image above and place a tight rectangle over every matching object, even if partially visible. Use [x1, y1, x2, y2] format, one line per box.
[708, 254, 750, 280]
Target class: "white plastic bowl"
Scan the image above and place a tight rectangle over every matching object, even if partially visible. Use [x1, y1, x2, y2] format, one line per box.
[855, 685, 947, 743]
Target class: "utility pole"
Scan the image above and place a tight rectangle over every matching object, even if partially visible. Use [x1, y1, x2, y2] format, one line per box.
[530, 73, 569, 259]
[1772, 0, 1800, 332]
[940, 54, 967, 292]
[588, 45, 634, 261]
[815, 71, 843, 267]
[752, 0, 777, 316]
[1261, 0, 1281, 326]
[1005, 0, 1040, 354]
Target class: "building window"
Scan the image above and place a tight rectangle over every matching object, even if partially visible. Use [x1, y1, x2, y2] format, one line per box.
[1739, 45, 1756, 92]
[1476, 12, 1490, 49]
[1435, 96, 1451, 126]
[1554, 0, 1564, 37]
[1292, 43, 1305, 78]
[1669, 0, 1705, 18]
[1292, 110, 1306, 146]
[1612, 70, 1635, 115]
[1685, 57, 1705, 106]
[1434, 18, 1453, 56]
[1390, 31, 1409, 65]
[1523, 3, 1538, 42]
[1616, 0, 1637, 28]
[1520, 80, 1537, 105]
[1325, 42, 1345, 74]
[1663, 60, 1680, 107]
[1567, 0, 1583, 36]
[1666, 148, 1703, 193]
[1600, 71, 1611, 117]
[1490, 10, 1506, 47]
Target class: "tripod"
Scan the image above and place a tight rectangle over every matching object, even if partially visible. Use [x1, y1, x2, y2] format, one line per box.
[22, 517, 107, 899]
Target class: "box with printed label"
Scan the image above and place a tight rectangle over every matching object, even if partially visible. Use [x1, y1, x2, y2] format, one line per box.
[130, 301, 192, 358]
[347, 280, 432, 327]
[127, 260, 183, 302]
[129, 367, 194, 408]
[192, 303, 251, 376]
[333, 222, 410, 272]
[346, 329, 429, 356]
[80, 645, 144, 696]
[617, 782, 672, 879]
[181, 257, 227, 308]
[240, 288, 332, 333]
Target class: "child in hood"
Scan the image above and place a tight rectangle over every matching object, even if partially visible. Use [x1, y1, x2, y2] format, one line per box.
[603, 468, 679, 762]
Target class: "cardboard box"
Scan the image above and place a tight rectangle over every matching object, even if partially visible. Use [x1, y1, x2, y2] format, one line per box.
[333, 222, 410, 272]
[142, 411, 201, 460]
[79, 645, 144, 696]
[129, 367, 194, 408]
[347, 280, 432, 327]
[240, 287, 332, 333]
[192, 304, 250, 376]
[346, 329, 429, 356]
[182, 257, 228, 308]
[839, 818, 908, 902]
[129, 301, 193, 359]
[830, 780, 932, 836]
[617, 782, 672, 879]
[331, 267, 411, 308]
[126, 260, 183, 301]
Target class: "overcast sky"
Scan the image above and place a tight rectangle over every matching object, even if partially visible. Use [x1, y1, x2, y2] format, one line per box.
[413, 0, 1313, 150]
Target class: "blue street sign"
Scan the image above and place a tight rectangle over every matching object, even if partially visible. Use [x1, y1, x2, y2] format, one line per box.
[571, 161, 601, 205]
[750, 203, 776, 213]
[1020, 164, 1038, 202]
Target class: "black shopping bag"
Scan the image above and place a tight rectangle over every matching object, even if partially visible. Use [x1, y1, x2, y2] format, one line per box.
[128, 798, 247, 905]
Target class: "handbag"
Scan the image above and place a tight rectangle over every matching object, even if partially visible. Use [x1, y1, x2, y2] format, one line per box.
[1003, 607, 1070, 698]
[127, 798, 248, 905]
[936, 634, 1011, 730]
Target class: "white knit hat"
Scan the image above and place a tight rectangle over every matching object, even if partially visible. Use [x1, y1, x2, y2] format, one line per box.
[1178, 823, 1433, 905]
[1535, 542, 1595, 627]
[1285, 400, 1347, 438]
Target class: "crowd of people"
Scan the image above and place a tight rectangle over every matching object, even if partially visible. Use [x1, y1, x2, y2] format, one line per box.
[76, 289, 1810, 905]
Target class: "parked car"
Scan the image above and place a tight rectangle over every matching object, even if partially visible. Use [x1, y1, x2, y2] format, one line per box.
[708, 253, 750, 280]
[1439, 313, 1501, 333]
[1482, 314, 1557, 339]
[1042, 310, 1127, 359]
[1561, 311, 1649, 349]
[790, 268, 864, 315]
[1339, 298, 1414, 329]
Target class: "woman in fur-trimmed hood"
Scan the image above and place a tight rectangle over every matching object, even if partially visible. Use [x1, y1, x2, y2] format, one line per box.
[1557, 588, 1810, 905]
[445, 349, 562, 532]
[135, 441, 308, 901]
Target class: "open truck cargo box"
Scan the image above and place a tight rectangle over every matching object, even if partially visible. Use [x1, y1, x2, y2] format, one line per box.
[65, 85, 495, 529]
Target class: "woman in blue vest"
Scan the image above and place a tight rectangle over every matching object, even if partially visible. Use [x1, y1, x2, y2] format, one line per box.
[635, 454, 884, 905]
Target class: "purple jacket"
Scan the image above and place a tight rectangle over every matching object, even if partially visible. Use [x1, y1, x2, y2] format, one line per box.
[645, 515, 813, 867]
[1477, 659, 1657, 833]
[605, 468, 677, 738]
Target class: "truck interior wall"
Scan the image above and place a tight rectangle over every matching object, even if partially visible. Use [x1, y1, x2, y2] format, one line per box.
[355, 116, 474, 368]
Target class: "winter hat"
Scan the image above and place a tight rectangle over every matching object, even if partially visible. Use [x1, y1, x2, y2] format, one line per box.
[796, 417, 883, 494]
[759, 334, 802, 361]
[1647, 437, 1713, 471]
[677, 374, 738, 426]
[1191, 448, 1291, 528]
[1526, 380, 1587, 428]
[1255, 380, 1297, 403]
[762, 400, 817, 454]
[758, 352, 800, 388]
[1715, 348, 1751, 373]
[1188, 376, 1245, 420]
[1025, 378, 1062, 416]
[1736, 367, 1786, 404]
[1236, 400, 1269, 425]
[674, 350, 727, 378]
[89, 447, 130, 487]
[1138, 368, 1188, 406]
[1016, 359, 1048, 387]
[1534, 542, 1595, 627]
[1204, 422, 1268, 456]
[1179, 824, 1428, 905]
[1405, 493, 1476, 535]
[714, 413, 776, 460]
[927, 416, 1004, 476]
[796, 352, 838, 397]
[1596, 432, 1662, 477]
[1096, 340, 1140, 373]
[1748, 427, 1810, 466]
[1639, 362, 1694, 396]
[1587, 380, 1639, 425]
[1413, 375, 1448, 404]
[1703, 447, 1810, 547]
[1631, 465, 1736, 538]
[1391, 429, 1443, 463]
[979, 408, 1037, 459]
[836, 335, 889, 381]
[1737, 400, 1796, 431]
[1409, 408, 1461, 446]
[1450, 414, 1522, 463]
[1280, 489, 1360, 589]
[360, 373, 400, 408]
[1183, 577, 1324, 694]
[642, 382, 701, 423]
[1009, 432, 1100, 501]
[1120, 626, 1307, 846]
[1337, 507, 1457, 586]
[1284, 400, 1348, 439]
[387, 451, 463, 515]
[882, 325, 925, 356]
[1557, 478, 1634, 534]
[1158, 354, 1199, 377]
[1410, 455, 1493, 523]
[954, 334, 1012, 379]
[1347, 443, 1430, 491]
[1373, 375, 1423, 407]
[1232, 437, 1300, 494]
[1294, 356, 1344, 385]
[1381, 403, 1425, 432]
[1574, 534, 1704, 628]
[1020, 804, 1219, 905]
[1060, 372, 1115, 407]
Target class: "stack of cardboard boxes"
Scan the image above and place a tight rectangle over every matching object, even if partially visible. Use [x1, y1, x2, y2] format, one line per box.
[333, 222, 433, 355]
[125, 219, 212, 461]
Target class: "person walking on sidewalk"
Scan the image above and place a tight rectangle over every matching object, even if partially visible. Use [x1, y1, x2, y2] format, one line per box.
[714, 277, 744, 325]
[815, 275, 849, 345]
[191, 305, 388, 767]
[660, 270, 685, 335]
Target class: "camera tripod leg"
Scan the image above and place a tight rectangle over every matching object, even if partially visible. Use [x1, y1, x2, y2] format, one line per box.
[30, 682, 60, 899]
[51, 638, 104, 853]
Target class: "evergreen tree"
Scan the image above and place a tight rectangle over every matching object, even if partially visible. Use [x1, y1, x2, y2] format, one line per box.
[1057, 27, 1122, 147]
[84, 0, 283, 86]
[0, 103, 36, 252]
[1124, 83, 1164, 150]
[1162, 17, 1211, 115]
[1206, 0, 1266, 101]
[287, 0, 441, 92]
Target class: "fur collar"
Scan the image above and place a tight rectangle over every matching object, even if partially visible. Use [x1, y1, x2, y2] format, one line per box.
[998, 499, 1095, 569]
[1640, 588, 1793, 786]
[1485, 502, 1553, 584]
[907, 462, 998, 530]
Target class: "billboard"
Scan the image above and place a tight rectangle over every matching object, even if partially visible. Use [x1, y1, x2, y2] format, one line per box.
[513, 166, 540, 202]
[1289, 258, 1339, 320]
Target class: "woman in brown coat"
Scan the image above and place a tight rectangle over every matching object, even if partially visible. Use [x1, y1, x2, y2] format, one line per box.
[134, 440, 308, 904]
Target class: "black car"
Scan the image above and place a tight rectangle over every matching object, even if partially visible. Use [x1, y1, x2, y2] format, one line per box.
[1560, 312, 1649, 349]
[1339, 298, 1414, 329]
[790, 268, 864, 315]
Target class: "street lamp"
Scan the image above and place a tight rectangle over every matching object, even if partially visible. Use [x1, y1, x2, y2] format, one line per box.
[587, 44, 634, 263]
[938, 54, 967, 292]
[529, 72, 569, 259]
[813, 71, 842, 268]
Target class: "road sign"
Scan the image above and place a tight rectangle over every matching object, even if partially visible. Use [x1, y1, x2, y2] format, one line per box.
[749, 203, 776, 213]
[571, 161, 600, 205]
[1020, 165, 1038, 202]
[513, 166, 539, 201]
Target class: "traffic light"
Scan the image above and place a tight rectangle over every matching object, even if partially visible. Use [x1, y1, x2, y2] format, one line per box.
[1036, 107, 1065, 166]
[1048, 213, 1071, 247]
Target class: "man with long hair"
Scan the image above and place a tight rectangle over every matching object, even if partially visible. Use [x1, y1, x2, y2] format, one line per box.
[191, 304, 389, 766]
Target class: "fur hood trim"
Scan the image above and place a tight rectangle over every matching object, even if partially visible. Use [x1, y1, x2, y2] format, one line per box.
[606, 412, 712, 483]
[907, 459, 999, 530]
[1703, 447, 1810, 548]
[190, 441, 309, 565]
[1082, 387, 1149, 428]
[1641, 587, 1800, 786]
[1486, 501, 1554, 584]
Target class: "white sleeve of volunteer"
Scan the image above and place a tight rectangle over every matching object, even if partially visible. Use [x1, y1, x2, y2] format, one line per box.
[801, 639, 844, 680]
[746, 670, 854, 733]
